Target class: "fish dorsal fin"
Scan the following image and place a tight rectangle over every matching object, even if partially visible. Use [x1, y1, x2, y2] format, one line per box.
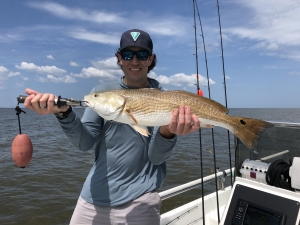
[130, 124, 150, 136]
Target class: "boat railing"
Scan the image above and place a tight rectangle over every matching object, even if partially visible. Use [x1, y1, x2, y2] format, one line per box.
[159, 168, 234, 201]
[271, 121, 300, 128]
[159, 148, 294, 201]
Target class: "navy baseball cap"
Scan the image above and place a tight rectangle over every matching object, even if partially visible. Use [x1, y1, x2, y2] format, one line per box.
[118, 29, 153, 53]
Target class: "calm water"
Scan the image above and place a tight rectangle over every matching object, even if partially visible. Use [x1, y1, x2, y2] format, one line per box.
[0, 108, 299, 225]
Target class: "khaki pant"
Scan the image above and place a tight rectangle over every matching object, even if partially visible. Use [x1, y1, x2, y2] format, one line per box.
[70, 192, 161, 225]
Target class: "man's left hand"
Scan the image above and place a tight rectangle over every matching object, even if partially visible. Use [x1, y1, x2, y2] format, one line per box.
[159, 106, 200, 138]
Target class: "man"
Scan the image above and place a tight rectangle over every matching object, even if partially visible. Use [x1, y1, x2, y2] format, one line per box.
[24, 29, 200, 225]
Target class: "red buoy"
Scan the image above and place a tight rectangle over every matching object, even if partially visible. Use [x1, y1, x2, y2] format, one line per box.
[11, 134, 33, 168]
[197, 89, 203, 97]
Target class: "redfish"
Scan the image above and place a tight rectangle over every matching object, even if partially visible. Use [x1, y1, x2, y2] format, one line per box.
[84, 88, 273, 151]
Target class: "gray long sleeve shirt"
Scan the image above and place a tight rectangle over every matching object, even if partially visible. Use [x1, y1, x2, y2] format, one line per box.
[58, 77, 177, 207]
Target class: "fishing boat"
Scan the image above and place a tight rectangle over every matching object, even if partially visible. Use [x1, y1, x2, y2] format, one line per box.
[159, 121, 300, 224]
[158, 0, 300, 224]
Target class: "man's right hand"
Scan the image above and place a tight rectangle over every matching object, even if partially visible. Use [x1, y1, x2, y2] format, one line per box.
[24, 88, 69, 114]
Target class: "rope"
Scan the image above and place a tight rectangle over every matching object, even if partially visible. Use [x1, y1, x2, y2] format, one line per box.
[15, 105, 26, 135]
[266, 159, 293, 191]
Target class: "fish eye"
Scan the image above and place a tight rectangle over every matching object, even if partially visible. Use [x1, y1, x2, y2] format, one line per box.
[94, 94, 98, 97]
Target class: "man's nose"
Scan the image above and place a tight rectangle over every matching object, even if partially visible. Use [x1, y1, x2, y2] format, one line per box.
[130, 55, 139, 65]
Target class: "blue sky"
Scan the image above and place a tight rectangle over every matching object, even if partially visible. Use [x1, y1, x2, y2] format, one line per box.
[1, 0, 300, 108]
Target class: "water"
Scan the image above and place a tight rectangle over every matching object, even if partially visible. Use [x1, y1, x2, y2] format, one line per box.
[1, 108, 299, 225]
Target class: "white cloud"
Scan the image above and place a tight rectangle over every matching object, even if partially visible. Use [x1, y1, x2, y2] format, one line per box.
[8, 71, 20, 77]
[289, 71, 300, 76]
[70, 61, 79, 67]
[0, 34, 21, 43]
[149, 72, 215, 89]
[68, 30, 119, 45]
[0, 25, 64, 44]
[16, 62, 67, 75]
[144, 19, 189, 37]
[16, 82, 25, 87]
[72, 57, 121, 79]
[72, 67, 117, 79]
[117, 10, 191, 38]
[0, 66, 9, 74]
[47, 55, 55, 60]
[225, 0, 300, 60]
[36, 74, 77, 83]
[0, 66, 9, 80]
[27, 2, 123, 24]
[27, 2, 192, 45]
[92, 57, 118, 69]
[252, 41, 279, 51]
[0, 66, 20, 80]
[15, 62, 78, 83]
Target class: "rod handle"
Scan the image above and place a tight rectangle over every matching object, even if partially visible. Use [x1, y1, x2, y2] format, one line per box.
[17, 95, 28, 104]
[16, 95, 84, 107]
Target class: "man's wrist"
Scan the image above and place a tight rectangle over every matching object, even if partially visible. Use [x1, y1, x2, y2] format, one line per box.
[159, 126, 175, 139]
[54, 106, 72, 120]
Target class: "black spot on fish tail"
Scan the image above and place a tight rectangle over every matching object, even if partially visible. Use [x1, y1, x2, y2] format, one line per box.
[239, 119, 246, 125]
[232, 117, 273, 152]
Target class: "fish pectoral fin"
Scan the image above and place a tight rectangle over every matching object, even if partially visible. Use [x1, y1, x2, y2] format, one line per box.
[130, 124, 150, 136]
[124, 108, 138, 124]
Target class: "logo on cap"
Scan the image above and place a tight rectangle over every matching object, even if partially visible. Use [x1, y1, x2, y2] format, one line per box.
[130, 32, 140, 41]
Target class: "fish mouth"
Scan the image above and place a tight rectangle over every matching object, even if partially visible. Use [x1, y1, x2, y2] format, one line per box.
[81, 101, 90, 107]
[83, 101, 93, 108]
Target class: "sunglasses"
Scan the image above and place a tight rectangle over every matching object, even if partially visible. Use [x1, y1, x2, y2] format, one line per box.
[120, 50, 151, 61]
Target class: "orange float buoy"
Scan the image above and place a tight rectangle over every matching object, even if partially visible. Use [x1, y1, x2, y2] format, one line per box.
[197, 89, 203, 97]
[11, 134, 33, 168]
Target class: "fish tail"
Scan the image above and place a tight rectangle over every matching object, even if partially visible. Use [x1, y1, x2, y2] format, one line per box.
[231, 117, 273, 151]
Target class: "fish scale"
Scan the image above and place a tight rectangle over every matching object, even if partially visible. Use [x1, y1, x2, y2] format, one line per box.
[123, 89, 228, 126]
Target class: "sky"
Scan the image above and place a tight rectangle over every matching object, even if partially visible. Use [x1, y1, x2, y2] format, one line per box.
[1, 0, 300, 108]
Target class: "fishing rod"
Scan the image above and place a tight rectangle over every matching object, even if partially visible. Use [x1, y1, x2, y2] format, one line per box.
[194, 1, 221, 222]
[216, 0, 234, 188]
[16, 95, 88, 107]
[192, 0, 204, 98]
[192, 0, 206, 224]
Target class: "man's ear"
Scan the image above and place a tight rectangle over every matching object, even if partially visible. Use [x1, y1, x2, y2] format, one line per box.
[117, 53, 123, 65]
[148, 54, 154, 64]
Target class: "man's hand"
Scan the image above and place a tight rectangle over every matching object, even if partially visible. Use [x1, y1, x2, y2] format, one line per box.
[159, 106, 200, 138]
[24, 88, 69, 114]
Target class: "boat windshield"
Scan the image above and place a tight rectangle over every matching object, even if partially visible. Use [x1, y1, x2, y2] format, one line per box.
[235, 122, 300, 176]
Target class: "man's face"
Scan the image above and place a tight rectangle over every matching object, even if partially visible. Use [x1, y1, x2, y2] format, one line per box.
[117, 46, 154, 88]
